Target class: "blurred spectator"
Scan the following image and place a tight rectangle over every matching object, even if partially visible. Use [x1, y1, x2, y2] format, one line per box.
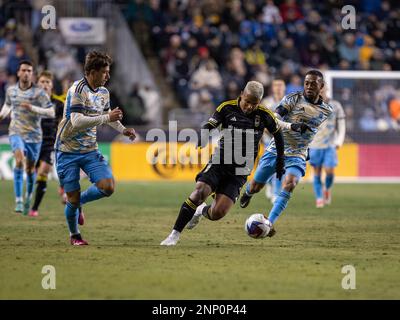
[261, 0, 283, 25]
[7, 44, 29, 75]
[286, 74, 303, 94]
[359, 108, 377, 132]
[124, 83, 146, 125]
[338, 33, 359, 67]
[48, 47, 81, 81]
[189, 89, 214, 115]
[389, 92, 400, 130]
[138, 84, 161, 124]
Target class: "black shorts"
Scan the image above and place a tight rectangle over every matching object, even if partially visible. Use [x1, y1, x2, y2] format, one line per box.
[36, 141, 55, 166]
[195, 163, 247, 203]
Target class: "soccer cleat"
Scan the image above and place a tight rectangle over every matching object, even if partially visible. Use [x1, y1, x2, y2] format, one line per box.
[324, 189, 332, 205]
[28, 209, 39, 217]
[316, 198, 324, 208]
[239, 192, 252, 208]
[15, 201, 24, 213]
[70, 234, 89, 246]
[78, 207, 85, 226]
[265, 219, 276, 237]
[23, 199, 31, 216]
[187, 202, 206, 229]
[160, 230, 180, 246]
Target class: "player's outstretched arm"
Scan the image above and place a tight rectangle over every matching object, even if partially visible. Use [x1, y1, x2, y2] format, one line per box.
[0, 103, 11, 120]
[272, 129, 285, 180]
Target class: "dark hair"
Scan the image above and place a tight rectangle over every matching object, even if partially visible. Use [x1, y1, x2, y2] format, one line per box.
[38, 70, 53, 81]
[18, 60, 33, 70]
[305, 69, 324, 81]
[84, 51, 112, 75]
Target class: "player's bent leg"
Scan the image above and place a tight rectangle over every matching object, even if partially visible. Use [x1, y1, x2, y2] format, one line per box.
[65, 189, 87, 246]
[80, 178, 115, 206]
[240, 180, 265, 208]
[23, 159, 37, 215]
[207, 194, 234, 221]
[266, 165, 304, 235]
[161, 181, 212, 246]
[30, 161, 51, 217]
[312, 166, 324, 208]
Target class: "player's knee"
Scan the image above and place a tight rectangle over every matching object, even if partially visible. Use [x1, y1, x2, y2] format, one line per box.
[192, 183, 211, 203]
[66, 191, 80, 206]
[283, 179, 297, 192]
[100, 184, 114, 197]
[96, 179, 115, 197]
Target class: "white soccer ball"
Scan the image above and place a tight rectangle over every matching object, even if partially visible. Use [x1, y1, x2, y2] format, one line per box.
[245, 213, 272, 239]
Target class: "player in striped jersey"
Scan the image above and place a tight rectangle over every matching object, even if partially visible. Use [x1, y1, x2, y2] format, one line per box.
[0, 60, 54, 214]
[55, 51, 136, 245]
[240, 70, 333, 236]
[309, 87, 346, 208]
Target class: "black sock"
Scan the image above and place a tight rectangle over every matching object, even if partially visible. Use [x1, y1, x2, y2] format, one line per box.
[173, 198, 198, 232]
[202, 205, 212, 220]
[31, 180, 47, 211]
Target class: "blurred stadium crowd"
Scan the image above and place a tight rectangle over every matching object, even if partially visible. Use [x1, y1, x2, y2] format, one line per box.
[124, 0, 400, 131]
[1, 0, 399, 132]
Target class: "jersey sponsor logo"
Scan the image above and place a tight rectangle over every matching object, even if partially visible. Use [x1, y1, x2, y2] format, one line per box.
[230, 117, 237, 121]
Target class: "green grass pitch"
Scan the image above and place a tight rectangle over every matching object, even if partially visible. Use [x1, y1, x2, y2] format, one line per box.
[0, 180, 399, 299]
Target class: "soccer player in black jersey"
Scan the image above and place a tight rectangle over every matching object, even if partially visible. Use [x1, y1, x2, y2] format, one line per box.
[28, 71, 65, 217]
[161, 81, 287, 246]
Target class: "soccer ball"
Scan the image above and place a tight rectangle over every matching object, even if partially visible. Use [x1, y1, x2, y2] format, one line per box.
[245, 213, 272, 239]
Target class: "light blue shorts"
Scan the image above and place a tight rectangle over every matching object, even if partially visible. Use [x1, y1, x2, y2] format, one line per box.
[254, 152, 306, 184]
[9, 135, 41, 162]
[56, 150, 113, 192]
[309, 147, 338, 168]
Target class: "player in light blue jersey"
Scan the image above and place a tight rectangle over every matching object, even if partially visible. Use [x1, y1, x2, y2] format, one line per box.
[261, 79, 286, 203]
[0, 60, 54, 214]
[309, 87, 346, 208]
[55, 51, 136, 246]
[239, 70, 333, 236]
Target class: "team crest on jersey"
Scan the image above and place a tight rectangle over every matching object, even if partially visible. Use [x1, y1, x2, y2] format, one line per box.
[255, 115, 260, 127]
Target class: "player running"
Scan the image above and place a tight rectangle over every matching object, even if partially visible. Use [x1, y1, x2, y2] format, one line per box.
[0, 60, 54, 214]
[309, 87, 346, 208]
[261, 79, 286, 203]
[55, 51, 136, 246]
[160, 81, 309, 246]
[28, 71, 65, 217]
[239, 70, 333, 236]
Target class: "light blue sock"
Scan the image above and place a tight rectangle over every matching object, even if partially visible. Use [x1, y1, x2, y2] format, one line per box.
[13, 168, 23, 201]
[80, 184, 107, 205]
[26, 172, 36, 200]
[313, 175, 323, 199]
[65, 202, 79, 235]
[267, 190, 291, 224]
[273, 177, 282, 197]
[325, 174, 334, 190]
